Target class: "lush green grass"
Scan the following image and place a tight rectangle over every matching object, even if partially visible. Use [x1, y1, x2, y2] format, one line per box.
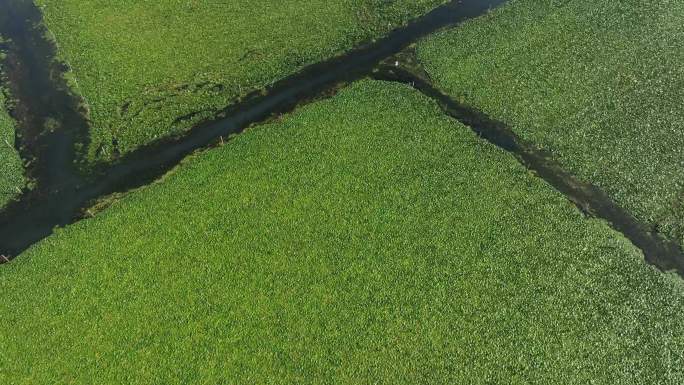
[1, 80, 683, 383]
[35, 0, 445, 159]
[418, 0, 684, 247]
[0, 87, 24, 208]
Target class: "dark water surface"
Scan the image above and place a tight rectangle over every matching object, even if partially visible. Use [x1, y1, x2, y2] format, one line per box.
[0, 0, 508, 260]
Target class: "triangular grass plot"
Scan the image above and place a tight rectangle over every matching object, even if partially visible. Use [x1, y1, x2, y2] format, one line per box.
[1, 81, 682, 384]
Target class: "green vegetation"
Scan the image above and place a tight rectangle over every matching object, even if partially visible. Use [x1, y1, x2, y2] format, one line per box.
[1, 80, 683, 383]
[418, 0, 684, 247]
[0, 87, 24, 208]
[35, 0, 446, 159]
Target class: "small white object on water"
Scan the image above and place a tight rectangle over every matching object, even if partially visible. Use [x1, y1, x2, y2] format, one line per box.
[394, 61, 399, 67]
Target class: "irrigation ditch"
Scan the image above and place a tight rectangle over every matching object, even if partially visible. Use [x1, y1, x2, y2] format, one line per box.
[0, 0, 508, 259]
[372, 62, 684, 276]
[0, 0, 683, 278]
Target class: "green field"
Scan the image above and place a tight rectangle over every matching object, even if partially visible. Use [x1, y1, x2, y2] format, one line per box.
[418, 0, 684, 247]
[35, 0, 446, 159]
[0, 88, 24, 208]
[1, 81, 682, 383]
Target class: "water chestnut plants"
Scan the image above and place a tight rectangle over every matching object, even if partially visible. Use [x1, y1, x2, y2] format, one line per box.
[35, 0, 446, 159]
[1, 0, 684, 382]
[1, 81, 684, 383]
[418, 0, 684, 248]
[0, 90, 24, 208]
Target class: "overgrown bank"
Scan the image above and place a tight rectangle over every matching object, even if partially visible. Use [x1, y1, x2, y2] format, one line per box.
[0, 85, 24, 208]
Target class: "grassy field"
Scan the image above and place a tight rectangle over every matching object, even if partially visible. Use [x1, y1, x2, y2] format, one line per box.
[1, 80, 683, 383]
[418, 0, 684, 247]
[0, 87, 24, 208]
[35, 0, 446, 159]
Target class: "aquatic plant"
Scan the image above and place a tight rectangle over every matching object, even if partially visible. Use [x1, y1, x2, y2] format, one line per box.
[418, 0, 684, 248]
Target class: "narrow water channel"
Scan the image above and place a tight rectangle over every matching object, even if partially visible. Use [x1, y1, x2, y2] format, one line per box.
[0, 0, 508, 259]
[373, 65, 684, 276]
[0, 0, 89, 195]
